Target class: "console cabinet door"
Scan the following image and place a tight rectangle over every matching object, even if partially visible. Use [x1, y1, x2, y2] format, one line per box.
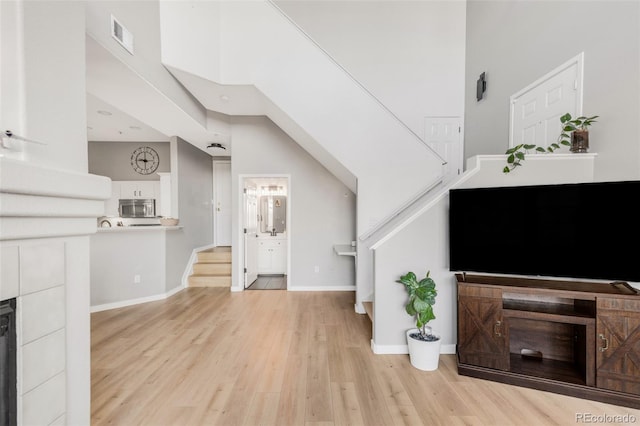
[596, 297, 640, 395]
[457, 283, 509, 371]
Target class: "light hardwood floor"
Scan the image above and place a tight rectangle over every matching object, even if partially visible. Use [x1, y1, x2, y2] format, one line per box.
[91, 289, 640, 425]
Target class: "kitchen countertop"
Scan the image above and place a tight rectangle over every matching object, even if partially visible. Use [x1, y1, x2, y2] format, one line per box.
[97, 225, 183, 233]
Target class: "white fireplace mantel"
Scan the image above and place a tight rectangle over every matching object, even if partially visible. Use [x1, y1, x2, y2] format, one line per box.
[0, 157, 111, 241]
[1, 157, 111, 425]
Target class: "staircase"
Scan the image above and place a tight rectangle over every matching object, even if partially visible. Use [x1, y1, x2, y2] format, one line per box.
[159, 1, 445, 304]
[188, 247, 232, 287]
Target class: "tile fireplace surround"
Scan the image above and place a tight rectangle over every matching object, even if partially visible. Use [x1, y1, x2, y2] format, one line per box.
[0, 157, 111, 425]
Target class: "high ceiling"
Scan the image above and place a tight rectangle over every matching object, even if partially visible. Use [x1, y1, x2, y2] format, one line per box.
[86, 93, 168, 143]
[85, 35, 231, 155]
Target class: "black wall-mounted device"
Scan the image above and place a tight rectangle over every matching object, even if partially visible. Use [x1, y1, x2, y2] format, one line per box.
[476, 72, 487, 101]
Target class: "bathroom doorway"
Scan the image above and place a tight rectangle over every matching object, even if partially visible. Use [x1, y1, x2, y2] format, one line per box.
[241, 175, 290, 290]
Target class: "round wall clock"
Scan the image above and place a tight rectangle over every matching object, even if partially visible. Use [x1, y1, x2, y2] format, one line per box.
[131, 146, 159, 175]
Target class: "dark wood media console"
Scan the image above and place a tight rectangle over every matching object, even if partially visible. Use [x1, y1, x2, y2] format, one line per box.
[456, 273, 640, 409]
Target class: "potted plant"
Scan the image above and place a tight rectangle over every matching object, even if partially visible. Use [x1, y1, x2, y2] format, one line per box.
[503, 112, 598, 173]
[558, 113, 598, 153]
[396, 270, 441, 371]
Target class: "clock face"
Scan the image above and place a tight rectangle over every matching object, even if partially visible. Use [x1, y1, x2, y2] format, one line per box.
[131, 146, 159, 175]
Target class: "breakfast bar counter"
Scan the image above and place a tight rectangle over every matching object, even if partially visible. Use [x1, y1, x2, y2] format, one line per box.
[96, 225, 182, 233]
[90, 225, 185, 311]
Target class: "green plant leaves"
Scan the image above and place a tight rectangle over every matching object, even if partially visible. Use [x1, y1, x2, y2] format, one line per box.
[560, 113, 572, 123]
[397, 270, 437, 332]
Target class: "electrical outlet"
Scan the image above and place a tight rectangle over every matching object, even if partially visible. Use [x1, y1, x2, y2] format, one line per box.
[314, 266, 319, 273]
[134, 274, 141, 284]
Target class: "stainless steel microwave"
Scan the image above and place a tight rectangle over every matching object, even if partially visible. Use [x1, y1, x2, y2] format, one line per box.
[119, 199, 156, 218]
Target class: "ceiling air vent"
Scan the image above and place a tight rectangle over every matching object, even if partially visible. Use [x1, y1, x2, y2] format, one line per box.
[111, 15, 134, 55]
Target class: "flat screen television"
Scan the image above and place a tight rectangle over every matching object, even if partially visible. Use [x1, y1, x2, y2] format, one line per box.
[449, 181, 640, 283]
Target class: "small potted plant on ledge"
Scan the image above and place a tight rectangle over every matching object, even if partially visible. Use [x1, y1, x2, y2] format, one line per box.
[396, 270, 441, 371]
[503, 112, 598, 173]
[558, 113, 598, 153]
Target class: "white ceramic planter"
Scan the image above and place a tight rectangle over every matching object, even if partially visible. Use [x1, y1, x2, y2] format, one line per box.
[406, 328, 441, 371]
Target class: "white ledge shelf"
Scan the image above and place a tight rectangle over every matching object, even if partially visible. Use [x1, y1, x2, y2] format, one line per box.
[334, 244, 356, 257]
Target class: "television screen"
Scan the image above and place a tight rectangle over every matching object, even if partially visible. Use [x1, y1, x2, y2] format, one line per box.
[449, 181, 640, 282]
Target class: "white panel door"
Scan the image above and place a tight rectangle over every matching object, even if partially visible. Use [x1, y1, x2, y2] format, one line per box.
[244, 185, 259, 288]
[510, 55, 583, 149]
[424, 117, 462, 183]
[214, 161, 232, 246]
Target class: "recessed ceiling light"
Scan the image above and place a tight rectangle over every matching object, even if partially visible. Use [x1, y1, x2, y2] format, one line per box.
[97, 110, 112, 116]
[129, 125, 142, 130]
[220, 95, 230, 102]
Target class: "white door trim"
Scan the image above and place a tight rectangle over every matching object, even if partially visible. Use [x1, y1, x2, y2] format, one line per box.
[509, 52, 584, 148]
[237, 174, 291, 292]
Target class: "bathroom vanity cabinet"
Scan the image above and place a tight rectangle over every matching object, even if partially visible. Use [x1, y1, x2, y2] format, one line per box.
[257, 237, 287, 274]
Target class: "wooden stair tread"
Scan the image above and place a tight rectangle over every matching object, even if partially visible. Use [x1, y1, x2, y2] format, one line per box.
[197, 255, 231, 263]
[193, 263, 231, 271]
[190, 273, 231, 278]
[188, 275, 231, 288]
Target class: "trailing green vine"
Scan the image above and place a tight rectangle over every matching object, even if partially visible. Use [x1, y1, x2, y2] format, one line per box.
[502, 113, 599, 173]
[503, 143, 558, 173]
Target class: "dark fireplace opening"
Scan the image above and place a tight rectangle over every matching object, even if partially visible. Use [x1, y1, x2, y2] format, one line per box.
[0, 298, 16, 426]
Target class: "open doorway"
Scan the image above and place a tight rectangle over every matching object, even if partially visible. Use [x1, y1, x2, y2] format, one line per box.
[241, 175, 290, 290]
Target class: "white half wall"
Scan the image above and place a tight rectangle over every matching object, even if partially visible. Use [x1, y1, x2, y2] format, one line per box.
[372, 154, 597, 351]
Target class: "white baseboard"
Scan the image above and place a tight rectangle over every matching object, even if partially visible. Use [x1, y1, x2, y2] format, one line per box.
[230, 286, 244, 293]
[90, 284, 185, 313]
[181, 243, 217, 287]
[371, 340, 408, 354]
[354, 302, 366, 314]
[441, 344, 456, 354]
[370, 340, 456, 355]
[288, 285, 356, 292]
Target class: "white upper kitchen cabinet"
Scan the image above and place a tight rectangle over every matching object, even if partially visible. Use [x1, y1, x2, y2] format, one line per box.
[119, 181, 158, 199]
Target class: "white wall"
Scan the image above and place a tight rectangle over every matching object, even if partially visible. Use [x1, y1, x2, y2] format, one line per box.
[159, 0, 221, 82]
[275, 0, 467, 138]
[90, 230, 167, 306]
[464, 0, 640, 181]
[165, 136, 214, 291]
[1, 1, 87, 171]
[231, 116, 356, 290]
[85, 0, 206, 128]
